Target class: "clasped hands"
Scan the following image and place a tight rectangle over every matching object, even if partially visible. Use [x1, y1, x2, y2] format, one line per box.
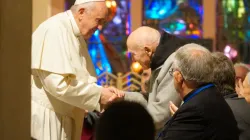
[99, 86, 125, 107]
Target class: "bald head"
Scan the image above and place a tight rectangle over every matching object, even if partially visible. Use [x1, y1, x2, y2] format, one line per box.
[126, 26, 161, 69]
[127, 26, 161, 51]
[234, 63, 250, 80]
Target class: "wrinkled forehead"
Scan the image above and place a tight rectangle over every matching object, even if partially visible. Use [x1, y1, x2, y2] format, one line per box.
[88, 2, 107, 18]
[95, 3, 108, 16]
[127, 38, 140, 52]
[235, 66, 249, 73]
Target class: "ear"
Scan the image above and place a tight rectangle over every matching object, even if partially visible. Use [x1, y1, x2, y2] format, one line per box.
[77, 8, 86, 20]
[174, 71, 184, 84]
[144, 46, 153, 57]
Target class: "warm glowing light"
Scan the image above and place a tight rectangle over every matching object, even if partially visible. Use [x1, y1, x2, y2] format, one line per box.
[106, 1, 111, 8]
[111, 1, 116, 7]
[131, 62, 142, 73]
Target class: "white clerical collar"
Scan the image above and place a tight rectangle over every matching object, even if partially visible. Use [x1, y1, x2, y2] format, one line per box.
[66, 10, 81, 37]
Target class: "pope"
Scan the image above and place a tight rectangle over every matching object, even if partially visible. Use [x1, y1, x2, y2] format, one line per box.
[31, 0, 123, 140]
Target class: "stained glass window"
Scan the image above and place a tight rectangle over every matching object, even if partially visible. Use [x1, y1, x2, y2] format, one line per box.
[88, 0, 132, 76]
[143, 0, 203, 39]
[217, 0, 250, 63]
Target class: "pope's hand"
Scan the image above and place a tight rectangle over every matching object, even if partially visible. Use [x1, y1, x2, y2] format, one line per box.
[107, 86, 125, 102]
[100, 87, 124, 106]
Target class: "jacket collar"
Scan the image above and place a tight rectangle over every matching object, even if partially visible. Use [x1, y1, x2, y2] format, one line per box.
[150, 30, 186, 70]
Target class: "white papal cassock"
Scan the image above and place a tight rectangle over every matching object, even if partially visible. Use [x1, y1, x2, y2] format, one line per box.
[31, 10, 102, 140]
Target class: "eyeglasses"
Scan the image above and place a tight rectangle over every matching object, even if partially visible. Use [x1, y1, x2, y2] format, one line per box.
[169, 68, 183, 78]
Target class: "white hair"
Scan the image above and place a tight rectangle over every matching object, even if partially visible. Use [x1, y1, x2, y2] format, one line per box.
[174, 43, 213, 84]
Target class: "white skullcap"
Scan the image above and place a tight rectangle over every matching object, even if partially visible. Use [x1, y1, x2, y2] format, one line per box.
[74, 0, 105, 5]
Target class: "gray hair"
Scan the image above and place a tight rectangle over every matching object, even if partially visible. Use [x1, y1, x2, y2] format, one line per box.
[212, 52, 235, 95]
[174, 43, 213, 84]
[70, 2, 95, 14]
[129, 26, 161, 49]
[234, 63, 250, 71]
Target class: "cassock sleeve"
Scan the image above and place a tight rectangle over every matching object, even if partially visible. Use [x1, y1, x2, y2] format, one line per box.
[34, 69, 102, 111]
[124, 92, 147, 107]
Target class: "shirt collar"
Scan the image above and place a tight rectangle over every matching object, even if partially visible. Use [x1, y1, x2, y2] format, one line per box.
[183, 83, 214, 103]
[66, 10, 81, 37]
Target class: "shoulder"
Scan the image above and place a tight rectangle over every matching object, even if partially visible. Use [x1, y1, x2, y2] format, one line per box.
[226, 97, 250, 112]
[159, 52, 176, 76]
[162, 52, 176, 67]
[35, 12, 69, 34]
[181, 87, 221, 111]
[154, 53, 176, 77]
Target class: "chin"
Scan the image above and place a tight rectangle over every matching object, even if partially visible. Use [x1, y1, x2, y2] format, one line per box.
[142, 65, 150, 70]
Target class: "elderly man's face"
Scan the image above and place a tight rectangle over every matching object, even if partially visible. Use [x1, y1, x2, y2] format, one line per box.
[128, 46, 152, 70]
[78, 2, 108, 39]
[235, 66, 249, 81]
[243, 76, 250, 102]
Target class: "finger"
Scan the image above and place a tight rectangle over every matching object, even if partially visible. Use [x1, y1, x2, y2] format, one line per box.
[235, 80, 239, 87]
[238, 79, 244, 89]
[169, 104, 175, 116]
[116, 90, 125, 98]
[172, 105, 178, 112]
[108, 94, 117, 102]
[120, 91, 125, 97]
[235, 83, 239, 90]
[235, 86, 239, 93]
[113, 88, 120, 97]
[169, 101, 178, 112]
[169, 107, 174, 116]
[110, 87, 123, 97]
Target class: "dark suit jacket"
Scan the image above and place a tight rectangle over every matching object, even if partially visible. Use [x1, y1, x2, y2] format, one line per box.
[157, 86, 239, 140]
[225, 93, 250, 140]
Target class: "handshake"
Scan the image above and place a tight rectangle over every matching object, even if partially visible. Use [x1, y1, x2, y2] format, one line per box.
[99, 86, 125, 108]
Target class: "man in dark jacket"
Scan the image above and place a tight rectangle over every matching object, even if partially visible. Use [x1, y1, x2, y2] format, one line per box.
[157, 44, 239, 140]
[212, 52, 250, 140]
